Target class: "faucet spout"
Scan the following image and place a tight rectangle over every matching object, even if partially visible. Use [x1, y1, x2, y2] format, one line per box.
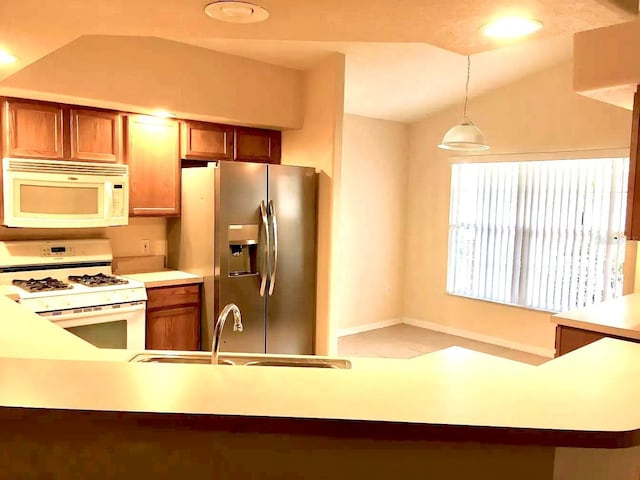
[212, 303, 243, 365]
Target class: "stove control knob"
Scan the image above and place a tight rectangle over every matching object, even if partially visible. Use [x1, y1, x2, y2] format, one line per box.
[40, 301, 50, 311]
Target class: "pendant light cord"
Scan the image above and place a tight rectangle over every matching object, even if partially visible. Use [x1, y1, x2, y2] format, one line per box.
[463, 55, 470, 121]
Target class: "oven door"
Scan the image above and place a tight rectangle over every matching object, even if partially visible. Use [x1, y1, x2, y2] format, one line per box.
[40, 302, 145, 350]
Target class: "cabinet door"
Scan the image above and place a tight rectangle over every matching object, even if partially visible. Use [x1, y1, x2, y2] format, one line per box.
[70, 108, 122, 163]
[234, 127, 281, 164]
[3, 99, 64, 159]
[555, 325, 606, 357]
[126, 115, 180, 216]
[181, 121, 233, 161]
[146, 305, 200, 351]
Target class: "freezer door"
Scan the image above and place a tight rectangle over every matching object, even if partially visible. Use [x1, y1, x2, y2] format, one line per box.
[215, 161, 268, 353]
[266, 164, 317, 354]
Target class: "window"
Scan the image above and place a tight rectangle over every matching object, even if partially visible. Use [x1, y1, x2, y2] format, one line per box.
[447, 157, 629, 312]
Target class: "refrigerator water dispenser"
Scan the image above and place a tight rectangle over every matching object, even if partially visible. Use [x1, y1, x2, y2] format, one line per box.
[228, 224, 258, 276]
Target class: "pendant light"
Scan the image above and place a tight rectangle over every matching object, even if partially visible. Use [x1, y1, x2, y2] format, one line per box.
[438, 55, 489, 151]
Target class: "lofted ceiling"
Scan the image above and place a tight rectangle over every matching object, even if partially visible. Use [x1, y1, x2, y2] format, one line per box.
[185, 36, 573, 122]
[0, 0, 634, 122]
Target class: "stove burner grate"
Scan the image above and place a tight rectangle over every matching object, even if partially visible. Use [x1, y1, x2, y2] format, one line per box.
[68, 273, 129, 287]
[12, 277, 72, 293]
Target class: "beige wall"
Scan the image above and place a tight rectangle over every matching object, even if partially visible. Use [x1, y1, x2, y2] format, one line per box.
[335, 114, 409, 332]
[282, 53, 346, 355]
[0, 218, 166, 259]
[574, 19, 640, 110]
[0, 35, 304, 129]
[405, 61, 633, 353]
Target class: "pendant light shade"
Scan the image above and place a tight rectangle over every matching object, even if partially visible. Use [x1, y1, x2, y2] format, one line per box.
[438, 121, 489, 151]
[438, 56, 489, 152]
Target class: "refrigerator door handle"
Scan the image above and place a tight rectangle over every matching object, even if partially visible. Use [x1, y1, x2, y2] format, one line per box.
[259, 200, 270, 297]
[268, 200, 279, 296]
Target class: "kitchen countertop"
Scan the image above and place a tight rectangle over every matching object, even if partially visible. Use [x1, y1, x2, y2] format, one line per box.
[2, 293, 640, 448]
[551, 293, 640, 340]
[122, 270, 203, 288]
[0, 285, 20, 301]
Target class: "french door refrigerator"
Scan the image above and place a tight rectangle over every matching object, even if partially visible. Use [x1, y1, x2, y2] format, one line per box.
[168, 161, 317, 355]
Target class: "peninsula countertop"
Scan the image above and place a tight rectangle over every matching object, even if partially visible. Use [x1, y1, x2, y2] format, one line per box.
[551, 292, 640, 340]
[2, 294, 640, 448]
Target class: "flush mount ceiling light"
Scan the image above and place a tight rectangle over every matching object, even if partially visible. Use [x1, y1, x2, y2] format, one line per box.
[482, 17, 543, 39]
[0, 50, 17, 65]
[204, 1, 269, 24]
[438, 56, 489, 152]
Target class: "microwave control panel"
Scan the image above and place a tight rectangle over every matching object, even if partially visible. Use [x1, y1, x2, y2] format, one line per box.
[112, 184, 126, 218]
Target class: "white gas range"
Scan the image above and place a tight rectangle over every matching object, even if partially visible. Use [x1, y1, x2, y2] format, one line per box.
[0, 239, 147, 349]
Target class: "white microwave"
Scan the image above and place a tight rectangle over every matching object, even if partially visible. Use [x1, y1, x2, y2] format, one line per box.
[2, 158, 129, 228]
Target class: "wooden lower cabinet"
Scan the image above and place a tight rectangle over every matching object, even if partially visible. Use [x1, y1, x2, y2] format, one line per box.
[146, 284, 201, 351]
[555, 324, 640, 357]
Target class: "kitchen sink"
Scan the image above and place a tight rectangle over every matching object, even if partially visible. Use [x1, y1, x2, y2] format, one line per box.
[129, 352, 351, 369]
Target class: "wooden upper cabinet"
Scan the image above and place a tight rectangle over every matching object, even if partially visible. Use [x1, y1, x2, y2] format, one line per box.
[70, 108, 122, 163]
[625, 85, 640, 240]
[234, 127, 281, 164]
[181, 121, 233, 161]
[2, 99, 64, 160]
[126, 115, 181, 216]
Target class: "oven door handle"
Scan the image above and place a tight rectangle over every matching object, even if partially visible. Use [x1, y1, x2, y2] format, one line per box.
[42, 303, 145, 324]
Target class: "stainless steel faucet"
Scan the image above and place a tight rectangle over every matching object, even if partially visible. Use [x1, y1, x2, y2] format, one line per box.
[211, 303, 243, 365]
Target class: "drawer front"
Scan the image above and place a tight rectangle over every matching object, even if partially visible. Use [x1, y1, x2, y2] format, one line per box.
[147, 284, 200, 310]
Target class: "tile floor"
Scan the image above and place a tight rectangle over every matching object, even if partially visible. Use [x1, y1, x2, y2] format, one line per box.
[337, 324, 549, 366]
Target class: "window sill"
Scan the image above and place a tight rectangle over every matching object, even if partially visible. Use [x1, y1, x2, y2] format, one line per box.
[446, 291, 557, 315]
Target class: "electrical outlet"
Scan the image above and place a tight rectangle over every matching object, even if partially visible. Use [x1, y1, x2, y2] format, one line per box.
[141, 239, 150, 255]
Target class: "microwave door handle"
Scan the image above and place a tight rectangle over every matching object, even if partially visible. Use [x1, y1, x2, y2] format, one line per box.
[259, 200, 270, 297]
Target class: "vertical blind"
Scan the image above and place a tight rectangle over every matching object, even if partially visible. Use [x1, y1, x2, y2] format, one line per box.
[447, 157, 629, 312]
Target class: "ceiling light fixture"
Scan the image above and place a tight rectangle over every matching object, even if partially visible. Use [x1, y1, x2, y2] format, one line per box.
[0, 50, 17, 65]
[204, 1, 269, 24]
[438, 56, 489, 152]
[482, 17, 543, 39]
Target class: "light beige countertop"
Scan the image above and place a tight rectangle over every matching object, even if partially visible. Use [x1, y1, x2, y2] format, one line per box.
[0, 285, 20, 301]
[551, 293, 640, 340]
[122, 270, 203, 288]
[1, 293, 640, 447]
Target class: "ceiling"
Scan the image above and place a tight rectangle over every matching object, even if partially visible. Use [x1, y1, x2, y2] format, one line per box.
[0, 0, 634, 122]
[187, 36, 573, 122]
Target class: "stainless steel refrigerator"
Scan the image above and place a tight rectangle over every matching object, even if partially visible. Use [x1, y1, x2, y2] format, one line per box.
[168, 161, 317, 355]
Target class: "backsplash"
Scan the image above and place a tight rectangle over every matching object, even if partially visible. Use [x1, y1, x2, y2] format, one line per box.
[0, 217, 167, 258]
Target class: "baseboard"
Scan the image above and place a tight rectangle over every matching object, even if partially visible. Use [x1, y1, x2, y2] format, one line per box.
[402, 318, 556, 358]
[337, 318, 403, 337]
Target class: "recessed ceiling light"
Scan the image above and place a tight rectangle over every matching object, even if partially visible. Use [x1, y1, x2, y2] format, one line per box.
[0, 50, 17, 65]
[204, 1, 269, 24]
[482, 17, 543, 39]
